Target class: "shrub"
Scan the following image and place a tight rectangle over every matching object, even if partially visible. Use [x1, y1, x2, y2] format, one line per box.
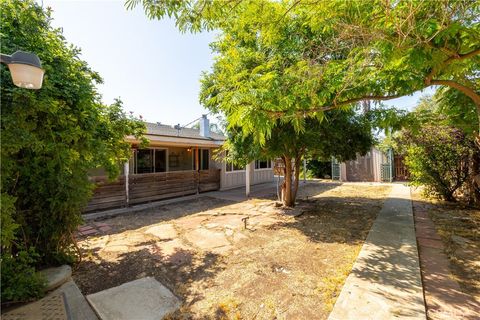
[1, 0, 145, 271]
[1, 249, 47, 303]
[307, 160, 332, 178]
[401, 125, 475, 201]
[1, 0, 146, 303]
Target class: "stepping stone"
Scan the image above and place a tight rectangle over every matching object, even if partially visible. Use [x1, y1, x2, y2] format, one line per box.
[39, 265, 72, 291]
[145, 224, 177, 240]
[156, 238, 190, 257]
[174, 216, 207, 230]
[87, 277, 181, 320]
[184, 228, 230, 250]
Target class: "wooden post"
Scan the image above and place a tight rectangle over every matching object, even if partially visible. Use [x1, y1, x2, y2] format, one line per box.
[195, 147, 199, 171]
[246, 162, 251, 197]
[124, 160, 129, 206]
[195, 147, 200, 194]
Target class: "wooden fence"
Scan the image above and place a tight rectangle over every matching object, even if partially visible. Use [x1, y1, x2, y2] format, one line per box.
[85, 176, 127, 212]
[198, 169, 221, 192]
[84, 169, 221, 212]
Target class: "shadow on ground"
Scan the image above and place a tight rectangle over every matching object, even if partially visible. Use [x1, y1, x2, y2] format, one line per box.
[74, 242, 223, 305]
[74, 181, 395, 319]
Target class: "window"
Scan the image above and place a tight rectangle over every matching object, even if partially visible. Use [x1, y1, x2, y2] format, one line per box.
[225, 150, 244, 172]
[134, 148, 167, 174]
[193, 149, 210, 170]
[226, 162, 245, 172]
[201, 149, 209, 170]
[155, 149, 167, 172]
[136, 149, 153, 173]
[255, 160, 271, 170]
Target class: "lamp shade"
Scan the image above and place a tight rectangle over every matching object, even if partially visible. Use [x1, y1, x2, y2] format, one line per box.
[8, 63, 44, 89]
[7, 51, 44, 89]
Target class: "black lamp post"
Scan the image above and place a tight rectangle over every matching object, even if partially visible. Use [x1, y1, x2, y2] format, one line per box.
[0, 51, 44, 89]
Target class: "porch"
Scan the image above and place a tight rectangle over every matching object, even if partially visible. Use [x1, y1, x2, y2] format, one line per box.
[85, 169, 220, 212]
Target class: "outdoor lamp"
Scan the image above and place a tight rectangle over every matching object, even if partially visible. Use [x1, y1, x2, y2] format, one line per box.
[0, 51, 44, 89]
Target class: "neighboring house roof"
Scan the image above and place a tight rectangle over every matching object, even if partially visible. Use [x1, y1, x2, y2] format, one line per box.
[126, 122, 226, 148]
[144, 122, 226, 141]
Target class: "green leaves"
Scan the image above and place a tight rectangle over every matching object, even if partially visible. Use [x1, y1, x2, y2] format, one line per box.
[1, 0, 145, 271]
[401, 125, 475, 201]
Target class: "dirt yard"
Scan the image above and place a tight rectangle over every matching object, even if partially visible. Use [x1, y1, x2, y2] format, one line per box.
[74, 182, 391, 319]
[411, 188, 480, 300]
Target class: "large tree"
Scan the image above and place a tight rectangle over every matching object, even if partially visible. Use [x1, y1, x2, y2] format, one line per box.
[195, 1, 373, 206]
[1, 0, 145, 273]
[224, 112, 373, 206]
[129, 0, 479, 200]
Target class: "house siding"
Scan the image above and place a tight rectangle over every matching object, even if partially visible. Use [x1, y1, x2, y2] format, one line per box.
[340, 147, 385, 182]
[220, 161, 274, 190]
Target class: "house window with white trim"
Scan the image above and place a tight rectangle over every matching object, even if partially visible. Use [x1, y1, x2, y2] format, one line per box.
[255, 160, 271, 170]
[225, 150, 244, 172]
[226, 162, 245, 172]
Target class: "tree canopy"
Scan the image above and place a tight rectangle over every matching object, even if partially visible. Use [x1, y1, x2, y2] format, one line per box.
[128, 0, 480, 205]
[222, 110, 373, 206]
[128, 0, 480, 133]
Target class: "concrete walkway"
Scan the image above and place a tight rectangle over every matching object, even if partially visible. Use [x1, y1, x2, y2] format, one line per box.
[329, 184, 426, 320]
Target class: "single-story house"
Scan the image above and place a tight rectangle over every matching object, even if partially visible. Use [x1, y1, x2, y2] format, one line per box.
[85, 115, 274, 212]
[332, 147, 395, 182]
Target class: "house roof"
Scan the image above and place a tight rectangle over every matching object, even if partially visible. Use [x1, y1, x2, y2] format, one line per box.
[144, 122, 226, 141]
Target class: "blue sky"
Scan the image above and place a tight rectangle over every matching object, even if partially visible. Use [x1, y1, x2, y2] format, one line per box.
[42, 0, 435, 126]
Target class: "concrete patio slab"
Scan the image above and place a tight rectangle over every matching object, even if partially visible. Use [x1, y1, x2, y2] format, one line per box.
[86, 277, 181, 320]
[329, 184, 426, 320]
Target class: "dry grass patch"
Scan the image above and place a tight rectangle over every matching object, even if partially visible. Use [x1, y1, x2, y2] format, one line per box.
[74, 182, 391, 319]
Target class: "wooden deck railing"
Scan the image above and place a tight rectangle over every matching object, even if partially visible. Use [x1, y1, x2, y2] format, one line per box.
[84, 169, 221, 212]
[198, 169, 221, 193]
[129, 170, 198, 205]
[85, 176, 127, 212]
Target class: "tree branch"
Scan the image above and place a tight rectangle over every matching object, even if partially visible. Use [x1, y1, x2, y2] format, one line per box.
[430, 79, 480, 107]
[425, 47, 480, 85]
[261, 93, 406, 116]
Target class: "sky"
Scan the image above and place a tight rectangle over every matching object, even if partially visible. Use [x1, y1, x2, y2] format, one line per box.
[41, 0, 435, 126]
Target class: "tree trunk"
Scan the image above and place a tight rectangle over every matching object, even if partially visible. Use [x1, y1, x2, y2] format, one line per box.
[282, 156, 294, 207]
[292, 156, 302, 203]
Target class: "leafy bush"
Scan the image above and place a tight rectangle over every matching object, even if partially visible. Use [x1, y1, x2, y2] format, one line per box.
[307, 160, 332, 178]
[1, 193, 18, 249]
[1, 249, 46, 303]
[1, 0, 146, 302]
[401, 125, 475, 201]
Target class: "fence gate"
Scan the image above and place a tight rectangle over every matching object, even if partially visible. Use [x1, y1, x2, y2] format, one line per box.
[381, 149, 394, 182]
[331, 157, 340, 180]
